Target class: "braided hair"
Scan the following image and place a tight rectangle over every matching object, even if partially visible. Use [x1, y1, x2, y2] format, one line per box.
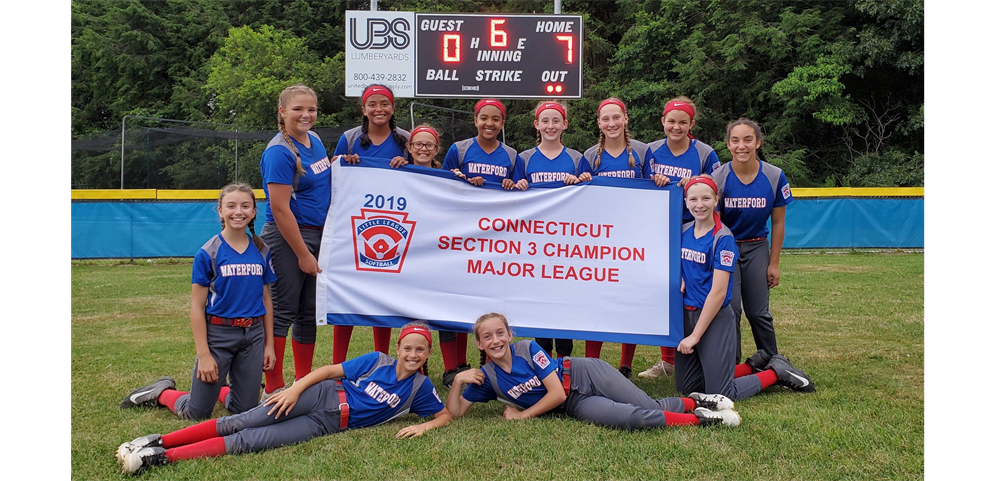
[594, 127, 636, 171]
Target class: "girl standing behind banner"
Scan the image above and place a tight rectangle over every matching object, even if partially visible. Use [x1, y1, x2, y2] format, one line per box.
[516, 100, 592, 359]
[331, 84, 411, 365]
[580, 97, 668, 377]
[442, 98, 525, 190]
[404, 123, 468, 384]
[639, 96, 721, 380]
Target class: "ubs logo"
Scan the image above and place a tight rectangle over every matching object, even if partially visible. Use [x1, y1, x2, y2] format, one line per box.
[350, 17, 411, 50]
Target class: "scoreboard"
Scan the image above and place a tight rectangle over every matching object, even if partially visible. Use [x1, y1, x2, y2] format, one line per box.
[414, 14, 582, 98]
[346, 11, 583, 99]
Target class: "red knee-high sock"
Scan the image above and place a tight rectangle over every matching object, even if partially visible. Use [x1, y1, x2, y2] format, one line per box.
[664, 411, 699, 426]
[372, 327, 392, 354]
[165, 437, 227, 461]
[264, 337, 287, 393]
[620, 343, 636, 368]
[734, 363, 753, 378]
[158, 389, 184, 414]
[161, 419, 219, 448]
[660, 346, 675, 365]
[585, 341, 603, 358]
[217, 386, 230, 405]
[440, 338, 459, 371]
[333, 325, 354, 364]
[756, 369, 778, 389]
[456, 333, 468, 366]
[291, 339, 315, 380]
[681, 398, 696, 413]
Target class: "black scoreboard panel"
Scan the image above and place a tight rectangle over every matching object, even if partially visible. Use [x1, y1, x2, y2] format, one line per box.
[414, 14, 583, 98]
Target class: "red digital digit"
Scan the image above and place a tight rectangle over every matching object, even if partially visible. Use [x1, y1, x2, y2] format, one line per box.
[556, 35, 573, 63]
[490, 19, 507, 47]
[443, 33, 461, 62]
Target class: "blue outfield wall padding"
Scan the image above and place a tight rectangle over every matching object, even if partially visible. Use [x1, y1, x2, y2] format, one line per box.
[71, 201, 267, 258]
[783, 198, 923, 249]
[71, 198, 923, 258]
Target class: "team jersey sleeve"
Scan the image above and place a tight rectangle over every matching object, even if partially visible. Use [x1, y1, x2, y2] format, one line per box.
[461, 372, 498, 403]
[509, 153, 525, 182]
[774, 171, 793, 207]
[408, 379, 446, 417]
[442, 144, 460, 171]
[332, 134, 350, 157]
[704, 149, 721, 175]
[577, 155, 593, 176]
[526, 341, 558, 379]
[260, 146, 296, 186]
[341, 352, 382, 380]
[639, 148, 654, 179]
[191, 248, 213, 287]
[712, 234, 738, 274]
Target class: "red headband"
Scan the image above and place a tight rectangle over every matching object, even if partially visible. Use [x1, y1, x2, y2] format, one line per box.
[684, 176, 717, 196]
[410, 126, 439, 144]
[664, 100, 695, 120]
[398, 325, 432, 348]
[535, 102, 567, 121]
[598, 99, 627, 116]
[684, 176, 722, 234]
[362, 85, 394, 105]
[475, 99, 506, 118]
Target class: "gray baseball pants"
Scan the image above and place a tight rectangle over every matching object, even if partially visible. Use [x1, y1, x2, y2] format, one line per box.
[173, 322, 265, 420]
[563, 357, 687, 429]
[260, 223, 321, 344]
[731, 238, 779, 363]
[675, 306, 762, 401]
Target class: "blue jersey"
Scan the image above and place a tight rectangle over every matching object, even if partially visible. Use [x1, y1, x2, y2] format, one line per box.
[192, 234, 277, 319]
[518, 147, 591, 185]
[680, 222, 738, 308]
[582, 139, 653, 179]
[340, 352, 445, 429]
[333, 125, 410, 161]
[260, 132, 331, 227]
[442, 138, 524, 183]
[462, 340, 563, 410]
[648, 139, 721, 222]
[712, 161, 793, 240]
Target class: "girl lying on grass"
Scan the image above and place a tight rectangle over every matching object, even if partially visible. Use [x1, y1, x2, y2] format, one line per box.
[446, 313, 741, 430]
[115, 322, 451, 475]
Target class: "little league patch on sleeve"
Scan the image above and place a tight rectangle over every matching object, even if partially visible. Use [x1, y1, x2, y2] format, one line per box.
[782, 183, 792, 199]
[533, 351, 551, 369]
[720, 250, 735, 267]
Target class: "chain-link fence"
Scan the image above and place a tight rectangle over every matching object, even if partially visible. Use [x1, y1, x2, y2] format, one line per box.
[71, 107, 487, 190]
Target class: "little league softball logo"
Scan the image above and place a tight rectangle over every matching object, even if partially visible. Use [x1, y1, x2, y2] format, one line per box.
[720, 250, 735, 267]
[351, 209, 417, 273]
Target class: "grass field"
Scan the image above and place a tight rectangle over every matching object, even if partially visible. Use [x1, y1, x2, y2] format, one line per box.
[71, 252, 924, 480]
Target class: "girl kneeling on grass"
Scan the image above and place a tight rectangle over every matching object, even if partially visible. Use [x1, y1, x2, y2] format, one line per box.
[446, 313, 740, 430]
[675, 175, 814, 400]
[116, 322, 452, 475]
[120, 183, 276, 420]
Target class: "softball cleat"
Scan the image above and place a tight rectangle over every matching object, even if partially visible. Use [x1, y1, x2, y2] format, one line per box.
[689, 392, 734, 411]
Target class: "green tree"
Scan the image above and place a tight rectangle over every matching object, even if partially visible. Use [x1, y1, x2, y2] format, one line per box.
[206, 25, 338, 130]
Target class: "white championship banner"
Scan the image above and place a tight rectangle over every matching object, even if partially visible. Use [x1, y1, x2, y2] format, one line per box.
[315, 158, 684, 346]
